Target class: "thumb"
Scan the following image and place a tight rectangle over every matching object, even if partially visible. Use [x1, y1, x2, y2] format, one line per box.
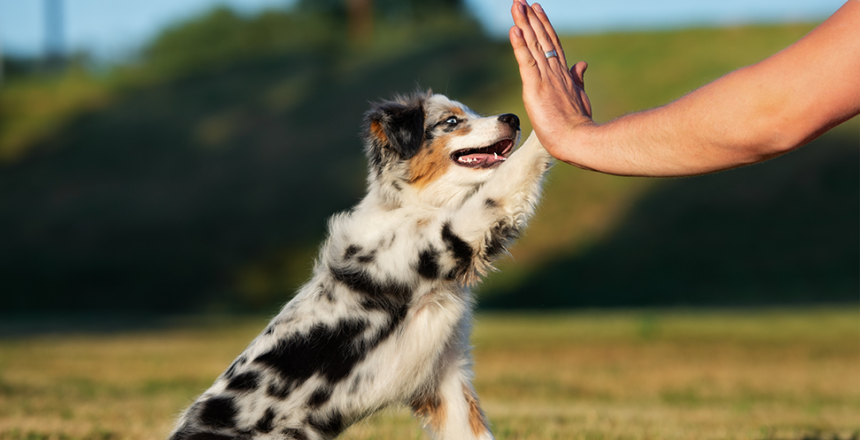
[570, 61, 588, 88]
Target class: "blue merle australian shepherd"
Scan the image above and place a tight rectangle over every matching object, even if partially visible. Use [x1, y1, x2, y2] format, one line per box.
[168, 91, 553, 440]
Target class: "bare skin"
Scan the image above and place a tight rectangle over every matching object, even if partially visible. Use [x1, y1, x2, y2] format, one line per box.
[510, 0, 860, 177]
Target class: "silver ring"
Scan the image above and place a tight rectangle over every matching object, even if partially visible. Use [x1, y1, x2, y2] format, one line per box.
[544, 49, 558, 59]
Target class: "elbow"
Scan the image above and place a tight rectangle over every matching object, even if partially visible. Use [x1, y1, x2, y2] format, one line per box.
[746, 132, 800, 162]
[732, 115, 817, 165]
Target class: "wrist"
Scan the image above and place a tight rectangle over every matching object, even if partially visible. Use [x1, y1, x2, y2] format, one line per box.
[542, 117, 597, 170]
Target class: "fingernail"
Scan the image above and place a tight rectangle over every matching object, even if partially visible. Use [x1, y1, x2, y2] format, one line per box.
[534, 3, 544, 13]
[514, 27, 523, 38]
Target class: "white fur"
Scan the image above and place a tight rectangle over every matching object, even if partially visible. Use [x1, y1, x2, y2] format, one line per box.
[168, 93, 552, 440]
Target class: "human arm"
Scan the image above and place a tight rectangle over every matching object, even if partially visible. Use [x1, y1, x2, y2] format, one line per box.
[510, 0, 860, 177]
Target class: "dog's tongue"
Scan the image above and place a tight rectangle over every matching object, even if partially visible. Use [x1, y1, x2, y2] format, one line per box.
[457, 152, 507, 169]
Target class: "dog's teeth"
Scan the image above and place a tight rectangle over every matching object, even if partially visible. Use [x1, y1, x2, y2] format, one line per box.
[494, 153, 498, 159]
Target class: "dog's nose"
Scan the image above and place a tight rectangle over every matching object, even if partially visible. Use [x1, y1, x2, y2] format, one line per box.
[498, 113, 520, 130]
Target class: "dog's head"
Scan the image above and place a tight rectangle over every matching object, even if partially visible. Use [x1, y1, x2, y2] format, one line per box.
[363, 91, 520, 206]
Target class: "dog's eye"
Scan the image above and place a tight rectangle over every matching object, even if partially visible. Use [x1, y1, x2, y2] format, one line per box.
[445, 117, 459, 125]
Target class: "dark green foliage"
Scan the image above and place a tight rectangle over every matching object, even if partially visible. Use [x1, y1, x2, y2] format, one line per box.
[143, 4, 483, 78]
[143, 7, 344, 77]
[296, 0, 469, 20]
[2, 56, 42, 78]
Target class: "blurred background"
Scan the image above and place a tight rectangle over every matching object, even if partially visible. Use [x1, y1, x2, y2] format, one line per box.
[1, 2, 858, 440]
[0, 0, 856, 315]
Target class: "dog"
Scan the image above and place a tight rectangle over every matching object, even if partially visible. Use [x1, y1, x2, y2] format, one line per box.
[168, 91, 553, 440]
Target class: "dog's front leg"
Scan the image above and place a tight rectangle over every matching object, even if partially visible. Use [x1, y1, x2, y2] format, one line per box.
[411, 361, 494, 440]
[448, 131, 553, 280]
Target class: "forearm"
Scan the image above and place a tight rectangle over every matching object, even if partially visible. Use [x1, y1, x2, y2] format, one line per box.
[553, 27, 860, 178]
[552, 66, 789, 177]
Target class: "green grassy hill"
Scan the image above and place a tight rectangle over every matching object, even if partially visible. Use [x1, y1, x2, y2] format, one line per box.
[0, 11, 855, 312]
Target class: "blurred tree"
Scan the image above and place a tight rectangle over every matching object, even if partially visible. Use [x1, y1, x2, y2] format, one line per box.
[296, 0, 470, 38]
[0, 33, 4, 86]
[144, 7, 343, 77]
[346, 0, 374, 43]
[297, 0, 468, 18]
[143, 1, 481, 79]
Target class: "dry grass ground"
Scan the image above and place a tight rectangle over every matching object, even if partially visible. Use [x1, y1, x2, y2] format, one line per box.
[0, 308, 857, 440]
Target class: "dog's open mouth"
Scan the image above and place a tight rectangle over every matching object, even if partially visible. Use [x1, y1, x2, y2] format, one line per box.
[451, 138, 515, 169]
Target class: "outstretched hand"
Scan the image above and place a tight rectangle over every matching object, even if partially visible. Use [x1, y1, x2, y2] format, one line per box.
[509, 0, 594, 163]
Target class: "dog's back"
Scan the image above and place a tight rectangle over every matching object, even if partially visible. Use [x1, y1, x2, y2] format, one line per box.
[169, 92, 552, 440]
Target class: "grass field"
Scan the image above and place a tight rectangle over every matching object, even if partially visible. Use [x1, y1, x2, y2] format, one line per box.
[1, 308, 857, 440]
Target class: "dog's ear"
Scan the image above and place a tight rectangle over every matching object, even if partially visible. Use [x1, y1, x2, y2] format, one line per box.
[365, 101, 425, 160]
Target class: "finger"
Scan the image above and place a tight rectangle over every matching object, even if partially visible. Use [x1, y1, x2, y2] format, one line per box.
[511, 0, 531, 27]
[510, 25, 541, 84]
[531, 3, 567, 67]
[511, 0, 551, 74]
[524, 4, 562, 70]
[571, 61, 588, 89]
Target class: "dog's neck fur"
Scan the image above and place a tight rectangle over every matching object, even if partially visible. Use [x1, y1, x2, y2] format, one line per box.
[365, 177, 480, 213]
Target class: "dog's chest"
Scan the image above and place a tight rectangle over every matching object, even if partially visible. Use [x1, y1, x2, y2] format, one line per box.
[334, 208, 467, 284]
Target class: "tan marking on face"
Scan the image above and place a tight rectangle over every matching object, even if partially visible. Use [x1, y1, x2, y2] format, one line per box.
[450, 107, 466, 117]
[463, 384, 489, 436]
[451, 124, 472, 136]
[411, 395, 446, 431]
[370, 120, 388, 144]
[409, 137, 452, 188]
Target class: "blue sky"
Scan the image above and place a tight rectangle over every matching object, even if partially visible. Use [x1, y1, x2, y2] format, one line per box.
[0, 0, 845, 59]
